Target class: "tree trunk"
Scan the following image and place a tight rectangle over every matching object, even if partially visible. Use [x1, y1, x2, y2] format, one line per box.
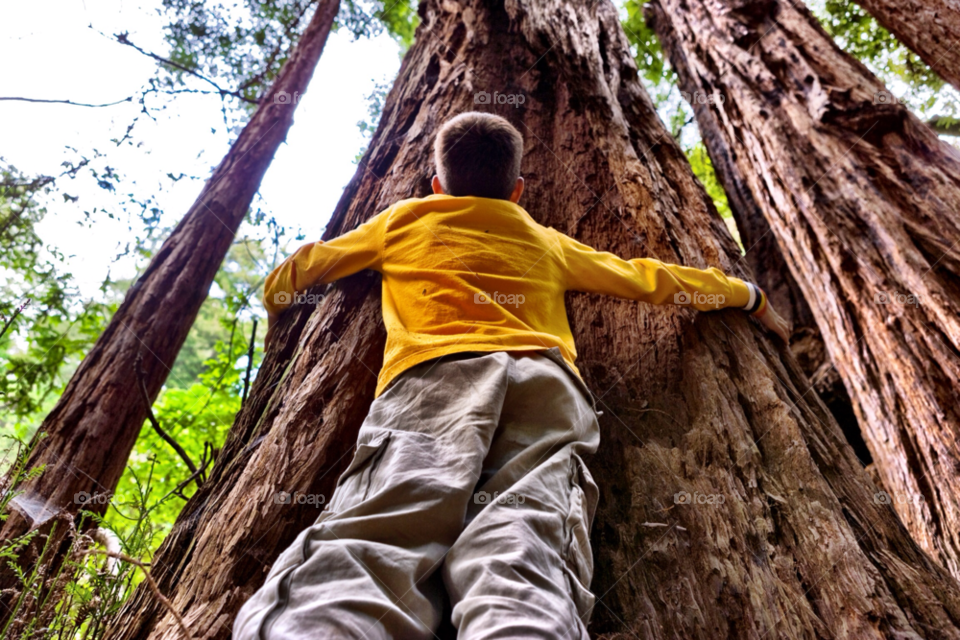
[0, 0, 340, 599]
[648, 0, 960, 581]
[107, 0, 960, 637]
[853, 0, 960, 93]
[708, 99, 871, 466]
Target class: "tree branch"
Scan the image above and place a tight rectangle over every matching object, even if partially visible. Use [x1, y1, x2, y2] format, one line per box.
[927, 115, 960, 136]
[0, 96, 132, 108]
[242, 318, 258, 404]
[114, 32, 259, 105]
[157, 446, 212, 503]
[135, 353, 201, 486]
[0, 299, 30, 342]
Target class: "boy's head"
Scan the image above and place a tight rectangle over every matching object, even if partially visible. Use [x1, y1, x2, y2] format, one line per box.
[433, 112, 524, 202]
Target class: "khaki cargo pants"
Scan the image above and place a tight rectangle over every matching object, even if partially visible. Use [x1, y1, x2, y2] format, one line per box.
[234, 348, 601, 639]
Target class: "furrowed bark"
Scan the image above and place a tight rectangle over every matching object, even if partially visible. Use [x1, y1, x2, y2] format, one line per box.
[0, 0, 340, 604]
[648, 0, 960, 581]
[703, 90, 870, 467]
[108, 0, 960, 637]
[852, 0, 960, 93]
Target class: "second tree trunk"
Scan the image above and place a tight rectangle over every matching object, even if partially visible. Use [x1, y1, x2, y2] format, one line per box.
[854, 0, 960, 93]
[0, 0, 340, 616]
[649, 0, 960, 579]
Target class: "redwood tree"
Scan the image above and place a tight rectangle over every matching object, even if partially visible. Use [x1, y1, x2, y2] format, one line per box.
[703, 105, 870, 467]
[852, 0, 960, 92]
[0, 0, 340, 593]
[106, 0, 960, 637]
[648, 0, 960, 580]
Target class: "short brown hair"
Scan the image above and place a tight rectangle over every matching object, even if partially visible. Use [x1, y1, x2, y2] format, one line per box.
[433, 112, 523, 200]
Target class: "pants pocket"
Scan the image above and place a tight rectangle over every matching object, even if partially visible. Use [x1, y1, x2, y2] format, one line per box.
[252, 432, 393, 639]
[329, 431, 391, 512]
[563, 453, 599, 624]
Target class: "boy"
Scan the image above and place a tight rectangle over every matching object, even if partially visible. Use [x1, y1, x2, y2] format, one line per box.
[235, 112, 789, 640]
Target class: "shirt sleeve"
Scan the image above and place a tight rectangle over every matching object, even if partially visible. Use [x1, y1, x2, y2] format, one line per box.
[558, 231, 753, 312]
[263, 209, 388, 315]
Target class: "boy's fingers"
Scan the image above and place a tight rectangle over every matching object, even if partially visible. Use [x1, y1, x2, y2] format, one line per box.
[756, 306, 790, 342]
[775, 314, 791, 342]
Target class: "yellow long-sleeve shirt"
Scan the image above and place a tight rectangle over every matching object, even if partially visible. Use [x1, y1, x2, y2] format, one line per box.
[264, 195, 759, 396]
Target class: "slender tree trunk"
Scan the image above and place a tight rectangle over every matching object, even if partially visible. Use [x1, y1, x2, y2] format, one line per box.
[648, 0, 960, 580]
[0, 0, 340, 600]
[107, 0, 960, 637]
[852, 0, 960, 93]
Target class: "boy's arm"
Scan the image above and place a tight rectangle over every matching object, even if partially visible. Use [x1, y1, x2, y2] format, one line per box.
[558, 232, 791, 340]
[263, 212, 387, 346]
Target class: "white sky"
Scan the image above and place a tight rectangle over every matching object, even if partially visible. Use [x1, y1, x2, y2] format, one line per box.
[0, 0, 402, 300]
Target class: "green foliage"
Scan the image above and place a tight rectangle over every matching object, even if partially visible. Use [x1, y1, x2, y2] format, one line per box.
[0, 433, 181, 639]
[107, 326, 250, 552]
[0, 289, 262, 638]
[355, 79, 392, 163]
[687, 143, 743, 250]
[0, 162, 118, 428]
[687, 143, 731, 220]
[621, 0, 673, 89]
[815, 0, 953, 116]
[161, 0, 318, 107]
[341, 0, 419, 51]
[159, 0, 419, 116]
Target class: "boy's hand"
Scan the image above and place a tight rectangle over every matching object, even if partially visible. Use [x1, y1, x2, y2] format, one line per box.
[264, 311, 280, 349]
[755, 303, 791, 342]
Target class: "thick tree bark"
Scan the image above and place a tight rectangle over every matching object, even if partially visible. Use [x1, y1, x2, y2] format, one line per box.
[107, 0, 960, 637]
[0, 0, 340, 598]
[707, 100, 871, 466]
[852, 0, 960, 93]
[648, 0, 960, 580]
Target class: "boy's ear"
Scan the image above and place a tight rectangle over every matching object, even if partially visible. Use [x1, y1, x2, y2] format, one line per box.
[431, 175, 444, 195]
[509, 177, 525, 203]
